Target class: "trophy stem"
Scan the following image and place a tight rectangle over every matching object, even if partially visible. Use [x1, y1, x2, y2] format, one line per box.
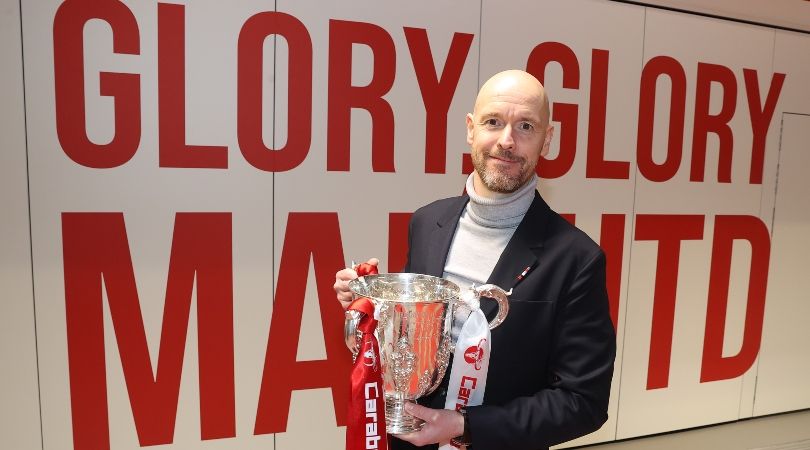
[384, 394, 425, 434]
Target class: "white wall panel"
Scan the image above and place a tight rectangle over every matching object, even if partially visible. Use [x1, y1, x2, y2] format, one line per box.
[0, 0, 43, 449]
[633, 0, 810, 32]
[773, 31, 810, 115]
[753, 113, 810, 416]
[23, 1, 276, 448]
[617, 8, 779, 439]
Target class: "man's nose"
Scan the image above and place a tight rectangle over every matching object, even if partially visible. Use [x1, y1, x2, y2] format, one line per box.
[497, 125, 515, 149]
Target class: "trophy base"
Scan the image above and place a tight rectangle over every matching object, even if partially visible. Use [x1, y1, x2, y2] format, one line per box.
[385, 395, 425, 434]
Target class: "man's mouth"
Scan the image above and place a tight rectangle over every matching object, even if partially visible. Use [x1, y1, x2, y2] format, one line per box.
[488, 153, 522, 164]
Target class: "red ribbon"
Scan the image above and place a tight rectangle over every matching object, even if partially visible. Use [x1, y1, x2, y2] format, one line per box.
[355, 263, 378, 277]
[347, 264, 387, 450]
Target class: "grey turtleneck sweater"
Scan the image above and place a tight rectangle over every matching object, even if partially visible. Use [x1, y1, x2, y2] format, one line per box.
[442, 173, 538, 290]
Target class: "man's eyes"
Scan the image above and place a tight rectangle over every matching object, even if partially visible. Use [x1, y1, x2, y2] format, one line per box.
[480, 119, 535, 131]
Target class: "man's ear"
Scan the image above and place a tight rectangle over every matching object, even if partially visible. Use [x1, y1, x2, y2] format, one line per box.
[466, 113, 475, 145]
[540, 125, 555, 157]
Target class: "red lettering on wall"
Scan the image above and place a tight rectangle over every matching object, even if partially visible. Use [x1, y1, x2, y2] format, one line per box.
[327, 20, 396, 172]
[701, 215, 770, 382]
[388, 212, 413, 273]
[635, 214, 704, 390]
[238, 11, 313, 172]
[691, 63, 736, 183]
[743, 69, 785, 184]
[254, 213, 351, 434]
[461, 153, 474, 175]
[158, 3, 228, 168]
[637, 56, 687, 182]
[526, 41, 580, 179]
[405, 27, 473, 174]
[53, 0, 140, 168]
[587, 49, 629, 180]
[62, 213, 234, 449]
[560, 213, 576, 225]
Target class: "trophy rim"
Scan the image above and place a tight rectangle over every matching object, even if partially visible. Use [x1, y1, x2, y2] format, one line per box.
[348, 272, 460, 303]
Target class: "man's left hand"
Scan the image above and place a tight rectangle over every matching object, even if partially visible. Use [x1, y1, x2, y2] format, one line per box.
[394, 403, 465, 447]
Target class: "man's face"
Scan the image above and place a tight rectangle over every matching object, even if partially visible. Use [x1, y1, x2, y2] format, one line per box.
[466, 76, 552, 195]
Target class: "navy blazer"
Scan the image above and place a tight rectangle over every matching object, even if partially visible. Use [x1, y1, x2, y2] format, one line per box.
[393, 192, 616, 450]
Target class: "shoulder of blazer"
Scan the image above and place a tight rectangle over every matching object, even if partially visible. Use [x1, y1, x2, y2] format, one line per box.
[514, 192, 603, 266]
[542, 202, 604, 263]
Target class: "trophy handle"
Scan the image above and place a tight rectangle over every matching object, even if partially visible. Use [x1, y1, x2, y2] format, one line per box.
[344, 309, 362, 358]
[471, 284, 511, 330]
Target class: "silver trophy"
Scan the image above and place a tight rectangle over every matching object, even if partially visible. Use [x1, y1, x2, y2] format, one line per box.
[344, 273, 510, 434]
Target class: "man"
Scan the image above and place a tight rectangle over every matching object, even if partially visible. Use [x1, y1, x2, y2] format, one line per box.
[334, 70, 616, 450]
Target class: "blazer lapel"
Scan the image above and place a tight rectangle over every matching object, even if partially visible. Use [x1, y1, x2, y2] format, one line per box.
[424, 196, 469, 277]
[481, 192, 551, 318]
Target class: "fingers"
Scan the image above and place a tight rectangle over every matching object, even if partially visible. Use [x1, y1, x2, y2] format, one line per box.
[333, 267, 358, 310]
[355, 258, 380, 276]
[404, 402, 434, 421]
[393, 403, 464, 447]
[333, 258, 380, 310]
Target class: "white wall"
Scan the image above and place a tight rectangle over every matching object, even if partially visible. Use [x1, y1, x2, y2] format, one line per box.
[2, 1, 809, 449]
[0, 0, 44, 448]
[628, 0, 810, 32]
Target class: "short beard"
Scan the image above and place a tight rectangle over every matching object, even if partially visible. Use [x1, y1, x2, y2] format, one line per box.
[472, 149, 536, 193]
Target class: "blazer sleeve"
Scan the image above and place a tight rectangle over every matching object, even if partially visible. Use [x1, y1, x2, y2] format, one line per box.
[468, 250, 616, 449]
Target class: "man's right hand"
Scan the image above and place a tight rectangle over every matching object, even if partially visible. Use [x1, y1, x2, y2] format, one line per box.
[333, 258, 379, 310]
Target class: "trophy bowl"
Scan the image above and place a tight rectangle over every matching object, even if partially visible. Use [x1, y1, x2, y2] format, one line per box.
[345, 273, 509, 434]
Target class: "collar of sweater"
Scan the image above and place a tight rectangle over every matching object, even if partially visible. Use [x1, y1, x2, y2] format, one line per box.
[464, 173, 537, 229]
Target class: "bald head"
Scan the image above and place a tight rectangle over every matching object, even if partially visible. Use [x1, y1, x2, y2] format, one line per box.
[473, 70, 550, 127]
[465, 69, 555, 196]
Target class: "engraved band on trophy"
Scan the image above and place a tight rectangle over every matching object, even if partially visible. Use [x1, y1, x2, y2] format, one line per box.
[344, 273, 510, 434]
